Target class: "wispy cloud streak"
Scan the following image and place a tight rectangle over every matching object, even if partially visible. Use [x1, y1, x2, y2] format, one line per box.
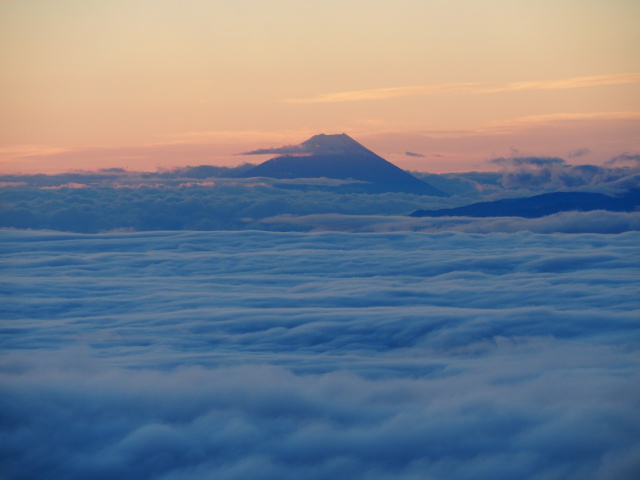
[285, 74, 640, 104]
[284, 83, 480, 104]
[483, 73, 640, 93]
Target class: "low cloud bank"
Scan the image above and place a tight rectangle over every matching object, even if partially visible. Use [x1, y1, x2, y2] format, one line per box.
[0, 183, 453, 232]
[2, 156, 639, 233]
[2, 184, 639, 234]
[2, 230, 639, 479]
[262, 210, 640, 234]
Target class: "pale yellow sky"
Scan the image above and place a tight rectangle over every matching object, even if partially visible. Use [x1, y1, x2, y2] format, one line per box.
[1, 0, 639, 173]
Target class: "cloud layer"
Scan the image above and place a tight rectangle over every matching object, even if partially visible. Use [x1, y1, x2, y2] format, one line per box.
[488, 156, 640, 193]
[261, 211, 640, 234]
[1, 158, 639, 233]
[2, 230, 639, 479]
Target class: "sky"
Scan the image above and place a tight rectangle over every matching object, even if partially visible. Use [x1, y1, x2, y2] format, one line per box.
[1, 0, 639, 173]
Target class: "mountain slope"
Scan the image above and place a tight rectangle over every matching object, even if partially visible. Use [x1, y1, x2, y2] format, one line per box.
[238, 133, 448, 196]
[410, 190, 640, 218]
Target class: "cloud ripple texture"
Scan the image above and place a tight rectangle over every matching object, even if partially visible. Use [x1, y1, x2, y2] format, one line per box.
[1, 230, 639, 480]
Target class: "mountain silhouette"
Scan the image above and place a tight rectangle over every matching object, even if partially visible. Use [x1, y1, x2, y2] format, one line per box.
[238, 133, 447, 196]
[410, 190, 640, 218]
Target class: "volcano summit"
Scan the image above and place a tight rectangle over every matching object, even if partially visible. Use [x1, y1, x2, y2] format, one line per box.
[239, 133, 447, 196]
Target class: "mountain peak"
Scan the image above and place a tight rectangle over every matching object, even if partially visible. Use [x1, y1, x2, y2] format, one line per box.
[239, 133, 370, 157]
[300, 133, 373, 156]
[238, 133, 448, 196]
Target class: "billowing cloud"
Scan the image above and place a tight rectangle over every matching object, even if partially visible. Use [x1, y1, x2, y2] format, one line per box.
[486, 155, 640, 191]
[607, 153, 640, 167]
[1, 229, 639, 479]
[489, 156, 578, 189]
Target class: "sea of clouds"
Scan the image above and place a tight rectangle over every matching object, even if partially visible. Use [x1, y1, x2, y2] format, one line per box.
[2, 229, 639, 480]
[2, 155, 638, 233]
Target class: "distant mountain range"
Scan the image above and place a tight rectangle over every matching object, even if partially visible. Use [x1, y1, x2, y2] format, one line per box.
[238, 133, 448, 196]
[410, 190, 640, 218]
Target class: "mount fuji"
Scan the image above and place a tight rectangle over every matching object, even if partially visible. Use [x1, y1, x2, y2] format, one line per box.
[238, 133, 448, 196]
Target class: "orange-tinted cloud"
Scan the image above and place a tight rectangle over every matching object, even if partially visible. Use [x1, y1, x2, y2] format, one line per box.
[285, 74, 640, 104]
[284, 83, 480, 104]
[482, 73, 640, 93]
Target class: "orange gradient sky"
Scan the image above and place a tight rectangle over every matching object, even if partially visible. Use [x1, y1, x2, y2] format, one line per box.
[1, 0, 639, 173]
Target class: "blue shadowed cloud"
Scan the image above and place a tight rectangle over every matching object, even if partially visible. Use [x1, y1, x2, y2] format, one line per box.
[1, 230, 639, 480]
[1, 158, 640, 233]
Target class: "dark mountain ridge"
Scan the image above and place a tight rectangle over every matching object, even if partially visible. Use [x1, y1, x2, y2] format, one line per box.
[410, 189, 640, 218]
[238, 133, 448, 196]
